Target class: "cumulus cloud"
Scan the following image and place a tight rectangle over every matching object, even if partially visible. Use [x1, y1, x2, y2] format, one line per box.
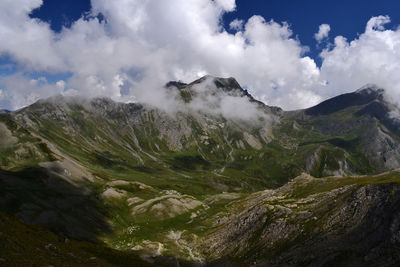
[214, 0, 236, 11]
[0, 1, 399, 114]
[320, 15, 400, 106]
[229, 19, 244, 31]
[314, 24, 331, 42]
[0, 0, 324, 111]
[182, 76, 269, 122]
[0, 73, 64, 110]
[56, 80, 66, 89]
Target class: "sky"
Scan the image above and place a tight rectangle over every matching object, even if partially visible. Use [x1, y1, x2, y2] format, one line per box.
[1, 0, 400, 111]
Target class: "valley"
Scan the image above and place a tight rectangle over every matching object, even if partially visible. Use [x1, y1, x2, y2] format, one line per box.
[1, 76, 400, 266]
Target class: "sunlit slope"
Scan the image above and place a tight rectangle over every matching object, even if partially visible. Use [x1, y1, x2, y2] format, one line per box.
[0, 77, 400, 263]
[199, 171, 400, 266]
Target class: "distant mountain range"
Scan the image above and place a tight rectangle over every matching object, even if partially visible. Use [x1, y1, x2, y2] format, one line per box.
[1, 76, 400, 266]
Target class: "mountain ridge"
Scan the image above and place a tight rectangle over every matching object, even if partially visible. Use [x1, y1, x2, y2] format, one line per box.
[304, 85, 385, 116]
[1, 76, 400, 265]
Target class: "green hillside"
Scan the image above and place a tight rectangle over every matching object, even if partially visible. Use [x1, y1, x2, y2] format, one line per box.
[1, 76, 400, 265]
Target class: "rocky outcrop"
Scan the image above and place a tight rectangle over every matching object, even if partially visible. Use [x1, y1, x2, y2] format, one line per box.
[200, 173, 400, 266]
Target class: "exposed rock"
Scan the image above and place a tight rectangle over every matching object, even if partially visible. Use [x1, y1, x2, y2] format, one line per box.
[127, 197, 144, 206]
[243, 132, 262, 150]
[199, 174, 400, 266]
[0, 122, 17, 147]
[101, 188, 128, 199]
[131, 194, 203, 220]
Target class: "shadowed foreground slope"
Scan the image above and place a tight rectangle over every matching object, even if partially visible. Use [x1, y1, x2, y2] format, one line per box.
[0, 211, 155, 267]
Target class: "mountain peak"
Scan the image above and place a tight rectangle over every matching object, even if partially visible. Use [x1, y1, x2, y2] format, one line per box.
[168, 75, 242, 92]
[168, 76, 254, 99]
[167, 75, 241, 91]
[166, 75, 283, 114]
[165, 81, 188, 89]
[305, 85, 385, 116]
[356, 84, 385, 95]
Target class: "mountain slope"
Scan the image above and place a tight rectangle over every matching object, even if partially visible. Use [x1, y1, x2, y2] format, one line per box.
[304, 85, 385, 116]
[199, 171, 400, 266]
[286, 85, 400, 175]
[0, 76, 400, 264]
[0, 211, 155, 267]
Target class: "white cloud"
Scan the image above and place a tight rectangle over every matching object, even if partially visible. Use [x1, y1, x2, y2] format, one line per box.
[320, 16, 400, 106]
[0, 0, 324, 111]
[182, 76, 269, 122]
[229, 19, 244, 31]
[0, 73, 64, 110]
[314, 24, 330, 42]
[366, 15, 390, 32]
[56, 80, 66, 89]
[214, 0, 236, 11]
[0, 1, 399, 114]
[0, 0, 65, 71]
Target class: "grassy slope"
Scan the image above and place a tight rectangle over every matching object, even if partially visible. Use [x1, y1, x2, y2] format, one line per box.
[0, 114, 56, 170]
[0, 96, 399, 262]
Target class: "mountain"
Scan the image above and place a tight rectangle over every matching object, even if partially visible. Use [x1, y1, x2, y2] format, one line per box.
[288, 85, 400, 176]
[200, 171, 400, 266]
[0, 76, 400, 265]
[304, 84, 385, 116]
[166, 75, 283, 114]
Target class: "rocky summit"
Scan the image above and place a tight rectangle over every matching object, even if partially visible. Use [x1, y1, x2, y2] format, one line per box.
[1, 76, 400, 266]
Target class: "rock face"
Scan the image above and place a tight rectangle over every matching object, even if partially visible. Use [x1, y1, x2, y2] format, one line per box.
[1, 77, 400, 265]
[200, 173, 400, 266]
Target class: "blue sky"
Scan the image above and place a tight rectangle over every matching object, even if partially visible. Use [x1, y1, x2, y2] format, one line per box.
[226, 0, 400, 65]
[30, 0, 91, 32]
[2, 0, 400, 110]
